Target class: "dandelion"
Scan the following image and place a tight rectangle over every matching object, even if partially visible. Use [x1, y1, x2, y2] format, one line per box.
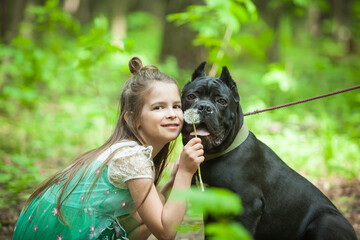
[184, 108, 204, 192]
[184, 108, 200, 125]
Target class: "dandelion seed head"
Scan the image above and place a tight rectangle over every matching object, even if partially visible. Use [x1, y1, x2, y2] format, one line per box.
[184, 108, 200, 124]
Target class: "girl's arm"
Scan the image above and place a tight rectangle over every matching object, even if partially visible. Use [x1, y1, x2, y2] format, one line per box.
[121, 160, 179, 240]
[118, 211, 151, 240]
[127, 138, 204, 240]
[127, 222, 151, 240]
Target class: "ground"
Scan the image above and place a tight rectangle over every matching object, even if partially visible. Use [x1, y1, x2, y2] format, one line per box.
[313, 177, 360, 238]
[2, 177, 359, 240]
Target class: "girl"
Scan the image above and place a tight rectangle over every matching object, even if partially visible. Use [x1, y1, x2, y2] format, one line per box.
[13, 57, 204, 240]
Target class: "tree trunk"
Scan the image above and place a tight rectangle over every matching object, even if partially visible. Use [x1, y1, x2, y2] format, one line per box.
[332, 0, 354, 54]
[0, 0, 7, 42]
[307, 3, 321, 38]
[1, 0, 28, 43]
[63, 0, 80, 15]
[254, 0, 284, 62]
[71, 0, 91, 24]
[160, 0, 206, 69]
[109, 0, 128, 48]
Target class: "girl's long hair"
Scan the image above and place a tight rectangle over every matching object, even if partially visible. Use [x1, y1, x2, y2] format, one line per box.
[24, 57, 179, 224]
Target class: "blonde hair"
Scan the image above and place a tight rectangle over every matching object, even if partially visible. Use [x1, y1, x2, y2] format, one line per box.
[24, 57, 179, 224]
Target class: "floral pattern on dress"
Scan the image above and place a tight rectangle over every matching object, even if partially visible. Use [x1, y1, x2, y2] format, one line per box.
[12, 141, 152, 240]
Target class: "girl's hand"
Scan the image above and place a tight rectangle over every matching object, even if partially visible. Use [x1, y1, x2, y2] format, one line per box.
[178, 137, 204, 174]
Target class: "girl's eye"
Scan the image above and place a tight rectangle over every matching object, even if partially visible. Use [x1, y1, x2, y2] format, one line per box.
[217, 99, 227, 105]
[174, 105, 182, 109]
[186, 94, 196, 100]
[154, 106, 163, 110]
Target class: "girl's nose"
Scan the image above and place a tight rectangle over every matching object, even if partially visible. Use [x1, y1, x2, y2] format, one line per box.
[166, 108, 176, 118]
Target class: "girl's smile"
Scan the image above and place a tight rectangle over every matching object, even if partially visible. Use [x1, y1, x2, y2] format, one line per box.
[161, 123, 180, 129]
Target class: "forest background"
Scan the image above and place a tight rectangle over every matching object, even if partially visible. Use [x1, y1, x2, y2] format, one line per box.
[0, 0, 359, 239]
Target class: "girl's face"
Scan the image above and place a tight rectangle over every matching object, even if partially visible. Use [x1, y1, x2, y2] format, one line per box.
[137, 82, 183, 149]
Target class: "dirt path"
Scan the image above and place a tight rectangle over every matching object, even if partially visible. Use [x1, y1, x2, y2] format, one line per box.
[1, 177, 359, 239]
[313, 177, 360, 238]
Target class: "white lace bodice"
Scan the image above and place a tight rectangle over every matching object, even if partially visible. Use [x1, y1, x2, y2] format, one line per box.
[102, 141, 154, 189]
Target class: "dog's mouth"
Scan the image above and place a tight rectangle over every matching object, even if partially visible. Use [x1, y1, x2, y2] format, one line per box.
[190, 128, 210, 137]
[186, 124, 225, 147]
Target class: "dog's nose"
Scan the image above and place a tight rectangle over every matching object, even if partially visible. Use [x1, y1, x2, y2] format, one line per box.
[198, 103, 213, 114]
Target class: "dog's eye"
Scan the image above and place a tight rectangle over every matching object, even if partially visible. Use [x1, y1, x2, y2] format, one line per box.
[186, 94, 196, 100]
[217, 99, 227, 105]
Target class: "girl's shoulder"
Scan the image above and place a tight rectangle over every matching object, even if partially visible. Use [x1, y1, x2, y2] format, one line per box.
[112, 141, 153, 162]
[106, 141, 154, 189]
[97, 140, 153, 164]
[112, 141, 153, 163]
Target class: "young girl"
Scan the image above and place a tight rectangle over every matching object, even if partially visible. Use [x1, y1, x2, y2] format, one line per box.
[13, 57, 204, 240]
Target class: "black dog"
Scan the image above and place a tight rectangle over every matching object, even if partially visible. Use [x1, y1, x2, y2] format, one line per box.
[181, 62, 357, 240]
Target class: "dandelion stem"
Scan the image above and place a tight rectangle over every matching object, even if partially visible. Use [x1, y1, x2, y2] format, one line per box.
[193, 123, 204, 192]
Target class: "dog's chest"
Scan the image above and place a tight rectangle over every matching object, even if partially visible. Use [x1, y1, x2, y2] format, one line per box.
[201, 152, 248, 189]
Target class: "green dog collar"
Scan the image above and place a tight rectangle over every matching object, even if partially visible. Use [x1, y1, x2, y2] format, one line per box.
[204, 123, 249, 161]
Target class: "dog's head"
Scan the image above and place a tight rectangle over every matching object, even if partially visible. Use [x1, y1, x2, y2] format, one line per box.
[181, 62, 244, 154]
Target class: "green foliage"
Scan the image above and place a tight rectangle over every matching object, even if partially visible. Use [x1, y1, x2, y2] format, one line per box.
[28, 0, 81, 34]
[206, 222, 252, 240]
[0, 154, 41, 207]
[238, 52, 359, 177]
[76, 16, 126, 69]
[174, 187, 243, 218]
[236, 12, 360, 178]
[167, 0, 258, 74]
[0, 0, 128, 208]
[174, 187, 252, 240]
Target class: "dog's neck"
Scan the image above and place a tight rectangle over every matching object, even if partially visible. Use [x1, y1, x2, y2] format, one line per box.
[204, 122, 249, 161]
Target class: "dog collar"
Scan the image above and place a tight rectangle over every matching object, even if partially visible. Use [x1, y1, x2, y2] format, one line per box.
[204, 123, 249, 161]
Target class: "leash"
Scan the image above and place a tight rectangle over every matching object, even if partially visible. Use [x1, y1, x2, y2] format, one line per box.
[244, 85, 360, 116]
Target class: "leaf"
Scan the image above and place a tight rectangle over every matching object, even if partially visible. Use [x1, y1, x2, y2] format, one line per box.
[206, 222, 253, 240]
[173, 187, 243, 217]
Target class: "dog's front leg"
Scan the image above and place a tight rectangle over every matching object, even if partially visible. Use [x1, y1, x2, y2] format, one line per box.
[236, 194, 264, 237]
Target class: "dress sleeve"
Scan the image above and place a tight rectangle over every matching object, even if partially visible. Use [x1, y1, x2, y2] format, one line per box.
[107, 145, 154, 189]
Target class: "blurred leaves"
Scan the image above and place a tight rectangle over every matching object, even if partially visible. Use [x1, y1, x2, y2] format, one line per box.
[206, 222, 253, 240]
[0, 154, 41, 207]
[0, 0, 127, 209]
[174, 187, 243, 218]
[173, 187, 252, 239]
[28, 0, 81, 33]
[168, 0, 258, 74]
[76, 16, 131, 70]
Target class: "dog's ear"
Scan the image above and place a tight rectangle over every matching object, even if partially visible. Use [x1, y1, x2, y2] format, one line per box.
[192, 61, 207, 81]
[220, 66, 240, 103]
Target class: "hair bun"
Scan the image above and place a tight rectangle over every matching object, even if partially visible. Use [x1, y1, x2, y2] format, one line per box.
[129, 57, 143, 75]
[129, 56, 159, 75]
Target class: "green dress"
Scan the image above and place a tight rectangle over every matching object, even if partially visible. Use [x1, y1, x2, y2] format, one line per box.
[13, 141, 154, 240]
